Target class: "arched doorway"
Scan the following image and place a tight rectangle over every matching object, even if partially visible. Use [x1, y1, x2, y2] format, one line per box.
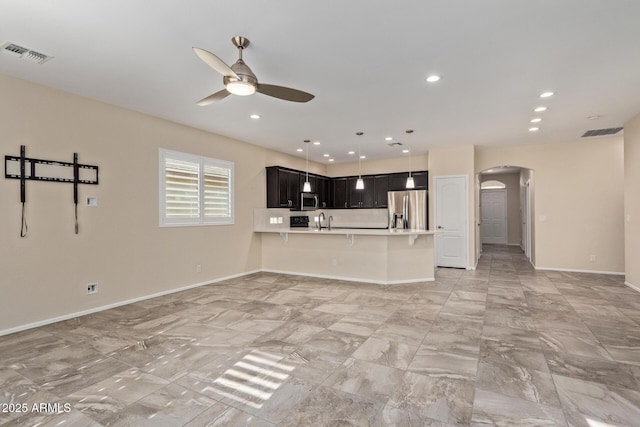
[477, 166, 535, 264]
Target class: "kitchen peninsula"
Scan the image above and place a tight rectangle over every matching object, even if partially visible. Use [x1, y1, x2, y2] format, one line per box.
[254, 209, 437, 285]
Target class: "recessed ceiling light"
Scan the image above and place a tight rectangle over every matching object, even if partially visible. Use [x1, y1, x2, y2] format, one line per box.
[529, 127, 539, 132]
[348, 151, 355, 155]
[328, 158, 334, 162]
[313, 141, 320, 146]
[402, 149, 410, 154]
[426, 75, 441, 83]
[323, 154, 330, 157]
[539, 91, 555, 98]
[534, 106, 547, 112]
[296, 148, 303, 152]
[530, 118, 542, 123]
[360, 155, 366, 159]
[249, 114, 261, 119]
[385, 137, 393, 141]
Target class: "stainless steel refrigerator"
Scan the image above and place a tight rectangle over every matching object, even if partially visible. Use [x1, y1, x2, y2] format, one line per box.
[387, 190, 428, 230]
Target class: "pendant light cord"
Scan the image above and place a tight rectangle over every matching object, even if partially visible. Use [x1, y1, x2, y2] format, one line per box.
[406, 129, 414, 177]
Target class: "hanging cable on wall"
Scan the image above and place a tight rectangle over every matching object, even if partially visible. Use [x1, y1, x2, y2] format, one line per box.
[19, 145, 28, 237]
[73, 152, 79, 234]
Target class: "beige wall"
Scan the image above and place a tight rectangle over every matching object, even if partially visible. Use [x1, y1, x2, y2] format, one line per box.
[476, 137, 625, 273]
[428, 145, 476, 268]
[480, 173, 522, 245]
[326, 154, 428, 177]
[624, 113, 640, 287]
[0, 75, 321, 332]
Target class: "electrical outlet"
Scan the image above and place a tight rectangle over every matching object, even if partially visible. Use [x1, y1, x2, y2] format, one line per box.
[590, 255, 597, 262]
[87, 283, 98, 294]
[331, 259, 337, 267]
[196, 264, 202, 273]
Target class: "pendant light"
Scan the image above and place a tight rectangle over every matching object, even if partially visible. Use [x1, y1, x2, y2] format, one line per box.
[356, 132, 364, 190]
[303, 139, 312, 192]
[405, 129, 415, 189]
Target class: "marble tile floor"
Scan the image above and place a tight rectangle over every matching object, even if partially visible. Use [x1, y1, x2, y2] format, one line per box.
[2, 245, 640, 426]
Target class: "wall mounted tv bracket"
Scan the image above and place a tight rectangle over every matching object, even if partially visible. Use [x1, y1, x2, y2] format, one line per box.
[5, 145, 99, 237]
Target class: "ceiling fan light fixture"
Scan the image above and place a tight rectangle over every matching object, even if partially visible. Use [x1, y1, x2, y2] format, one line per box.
[225, 80, 256, 96]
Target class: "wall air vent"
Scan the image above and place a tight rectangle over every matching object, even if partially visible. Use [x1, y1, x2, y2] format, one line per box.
[387, 142, 403, 147]
[581, 127, 623, 138]
[1, 41, 52, 64]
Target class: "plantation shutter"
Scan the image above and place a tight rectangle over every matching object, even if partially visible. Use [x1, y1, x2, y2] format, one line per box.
[164, 158, 200, 219]
[160, 149, 234, 226]
[204, 163, 231, 218]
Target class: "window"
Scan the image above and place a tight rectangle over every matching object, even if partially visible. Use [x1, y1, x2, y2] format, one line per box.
[481, 180, 506, 190]
[159, 149, 234, 226]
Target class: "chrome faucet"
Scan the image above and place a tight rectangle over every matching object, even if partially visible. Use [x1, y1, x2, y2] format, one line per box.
[328, 215, 333, 231]
[317, 212, 325, 230]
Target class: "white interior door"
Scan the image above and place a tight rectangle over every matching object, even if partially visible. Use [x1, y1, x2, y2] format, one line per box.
[435, 175, 468, 268]
[481, 190, 507, 244]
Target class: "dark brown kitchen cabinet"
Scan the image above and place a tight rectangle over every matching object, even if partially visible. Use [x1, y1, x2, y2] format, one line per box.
[266, 166, 300, 208]
[388, 171, 428, 190]
[348, 177, 374, 208]
[410, 171, 428, 189]
[331, 178, 349, 208]
[373, 175, 389, 208]
[267, 166, 427, 209]
[316, 176, 331, 208]
[388, 172, 410, 191]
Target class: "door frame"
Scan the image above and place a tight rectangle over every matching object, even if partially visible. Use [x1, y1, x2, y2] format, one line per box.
[523, 180, 532, 260]
[481, 188, 508, 245]
[434, 174, 469, 269]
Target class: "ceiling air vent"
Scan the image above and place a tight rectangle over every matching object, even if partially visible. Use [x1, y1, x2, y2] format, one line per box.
[1, 41, 52, 64]
[387, 142, 403, 147]
[581, 127, 623, 138]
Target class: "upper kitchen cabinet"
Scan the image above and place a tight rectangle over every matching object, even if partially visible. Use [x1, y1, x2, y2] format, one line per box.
[373, 175, 389, 208]
[331, 177, 349, 209]
[388, 171, 428, 190]
[266, 166, 300, 208]
[266, 166, 427, 209]
[348, 176, 374, 208]
[316, 176, 331, 208]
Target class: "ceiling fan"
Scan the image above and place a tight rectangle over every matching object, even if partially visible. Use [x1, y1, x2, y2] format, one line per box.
[193, 36, 315, 106]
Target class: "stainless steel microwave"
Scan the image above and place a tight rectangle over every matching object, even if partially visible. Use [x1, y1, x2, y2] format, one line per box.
[300, 193, 319, 211]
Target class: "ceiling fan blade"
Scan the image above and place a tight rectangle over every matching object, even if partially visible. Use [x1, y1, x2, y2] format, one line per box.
[197, 89, 230, 106]
[192, 47, 239, 79]
[257, 84, 315, 103]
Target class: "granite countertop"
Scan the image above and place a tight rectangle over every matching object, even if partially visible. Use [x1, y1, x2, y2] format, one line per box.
[254, 227, 437, 235]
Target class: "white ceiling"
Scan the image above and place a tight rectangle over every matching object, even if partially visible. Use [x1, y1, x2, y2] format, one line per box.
[1, 1, 639, 164]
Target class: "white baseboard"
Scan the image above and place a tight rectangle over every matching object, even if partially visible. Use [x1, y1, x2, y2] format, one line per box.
[535, 266, 625, 275]
[625, 281, 640, 293]
[260, 268, 434, 286]
[0, 269, 261, 337]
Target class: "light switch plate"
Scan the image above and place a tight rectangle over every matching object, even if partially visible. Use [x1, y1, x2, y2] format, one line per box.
[87, 196, 98, 207]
